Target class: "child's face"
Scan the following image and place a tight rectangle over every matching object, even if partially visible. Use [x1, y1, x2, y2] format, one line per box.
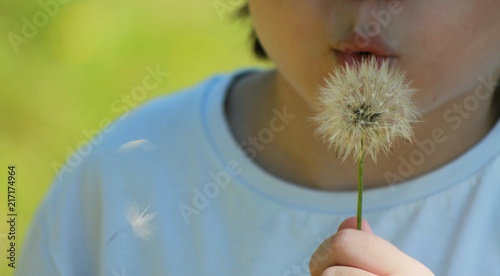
[249, 0, 500, 112]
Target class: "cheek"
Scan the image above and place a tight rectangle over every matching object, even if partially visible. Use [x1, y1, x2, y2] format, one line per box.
[249, 1, 335, 103]
[397, 1, 500, 111]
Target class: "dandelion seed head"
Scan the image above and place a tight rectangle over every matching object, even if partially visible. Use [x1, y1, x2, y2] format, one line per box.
[314, 57, 421, 163]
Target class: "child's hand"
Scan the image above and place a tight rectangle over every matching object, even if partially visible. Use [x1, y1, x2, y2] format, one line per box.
[309, 217, 435, 276]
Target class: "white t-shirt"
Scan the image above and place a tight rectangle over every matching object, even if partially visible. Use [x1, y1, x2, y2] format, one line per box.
[18, 69, 500, 276]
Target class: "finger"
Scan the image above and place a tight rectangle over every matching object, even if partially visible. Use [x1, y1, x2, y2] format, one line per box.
[322, 266, 378, 276]
[325, 229, 433, 276]
[337, 217, 373, 233]
[310, 217, 372, 276]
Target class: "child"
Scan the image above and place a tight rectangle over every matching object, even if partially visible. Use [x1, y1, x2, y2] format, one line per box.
[18, 1, 500, 275]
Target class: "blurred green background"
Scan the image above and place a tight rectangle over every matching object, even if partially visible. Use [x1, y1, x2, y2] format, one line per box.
[0, 0, 268, 274]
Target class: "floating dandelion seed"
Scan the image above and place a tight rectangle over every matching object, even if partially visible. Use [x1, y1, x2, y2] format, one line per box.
[314, 56, 420, 229]
[126, 203, 157, 240]
[107, 203, 157, 244]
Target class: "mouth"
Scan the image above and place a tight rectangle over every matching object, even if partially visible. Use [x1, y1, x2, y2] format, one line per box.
[333, 33, 397, 69]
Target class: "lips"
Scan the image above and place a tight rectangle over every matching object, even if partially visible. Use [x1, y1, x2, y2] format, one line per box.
[334, 33, 396, 69]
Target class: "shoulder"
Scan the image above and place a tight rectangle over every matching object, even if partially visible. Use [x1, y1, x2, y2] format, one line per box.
[49, 71, 236, 183]
[99, 73, 228, 149]
[50, 67, 269, 190]
[87, 70, 259, 158]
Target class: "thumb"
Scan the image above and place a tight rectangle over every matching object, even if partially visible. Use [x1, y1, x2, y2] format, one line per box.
[309, 217, 374, 275]
[338, 217, 373, 233]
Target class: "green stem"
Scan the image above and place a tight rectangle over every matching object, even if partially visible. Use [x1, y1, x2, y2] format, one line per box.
[357, 142, 365, 230]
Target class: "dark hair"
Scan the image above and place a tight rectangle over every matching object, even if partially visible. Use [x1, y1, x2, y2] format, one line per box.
[235, 4, 269, 60]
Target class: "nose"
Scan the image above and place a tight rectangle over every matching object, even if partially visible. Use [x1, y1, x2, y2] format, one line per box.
[342, 1, 397, 46]
[352, 0, 400, 33]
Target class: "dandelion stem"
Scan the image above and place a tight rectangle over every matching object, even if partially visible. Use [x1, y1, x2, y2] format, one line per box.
[357, 141, 365, 230]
